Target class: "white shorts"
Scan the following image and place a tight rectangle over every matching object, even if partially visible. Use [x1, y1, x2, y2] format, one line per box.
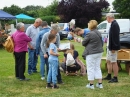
[106, 49, 118, 63]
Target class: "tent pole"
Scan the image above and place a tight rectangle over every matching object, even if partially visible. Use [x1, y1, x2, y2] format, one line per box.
[16, 19, 17, 25]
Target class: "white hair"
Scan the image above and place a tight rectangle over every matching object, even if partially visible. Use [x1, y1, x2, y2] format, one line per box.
[51, 24, 60, 32]
[35, 18, 42, 23]
[16, 22, 24, 30]
[69, 19, 75, 25]
[106, 13, 115, 18]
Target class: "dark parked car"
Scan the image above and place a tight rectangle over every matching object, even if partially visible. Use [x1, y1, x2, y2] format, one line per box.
[59, 30, 68, 40]
[120, 33, 130, 49]
[58, 23, 69, 40]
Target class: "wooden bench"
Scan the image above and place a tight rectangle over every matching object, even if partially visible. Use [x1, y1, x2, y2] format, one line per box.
[101, 57, 130, 75]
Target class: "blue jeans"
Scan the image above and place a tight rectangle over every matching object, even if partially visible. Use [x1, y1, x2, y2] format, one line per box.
[40, 51, 49, 77]
[28, 48, 38, 74]
[67, 36, 73, 40]
[47, 59, 58, 85]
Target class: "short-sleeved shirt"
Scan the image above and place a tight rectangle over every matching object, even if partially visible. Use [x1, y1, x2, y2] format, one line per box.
[64, 50, 79, 59]
[26, 25, 40, 49]
[82, 28, 90, 38]
[48, 43, 58, 61]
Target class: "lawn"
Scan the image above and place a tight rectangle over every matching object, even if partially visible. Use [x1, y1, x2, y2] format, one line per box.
[0, 39, 130, 97]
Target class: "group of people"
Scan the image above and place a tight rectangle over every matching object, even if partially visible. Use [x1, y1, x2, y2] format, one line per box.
[12, 18, 63, 89]
[11, 12, 120, 89]
[73, 13, 120, 89]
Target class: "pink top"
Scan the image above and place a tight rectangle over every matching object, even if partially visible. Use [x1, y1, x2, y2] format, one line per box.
[12, 30, 32, 52]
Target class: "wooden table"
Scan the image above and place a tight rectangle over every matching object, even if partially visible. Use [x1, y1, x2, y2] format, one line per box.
[101, 57, 130, 75]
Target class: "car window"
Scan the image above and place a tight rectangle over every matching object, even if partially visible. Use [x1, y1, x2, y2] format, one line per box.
[97, 23, 107, 30]
[58, 23, 64, 28]
[58, 23, 69, 30]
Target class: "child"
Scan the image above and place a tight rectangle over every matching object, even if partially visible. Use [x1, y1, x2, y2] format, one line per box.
[46, 34, 60, 89]
[63, 44, 81, 75]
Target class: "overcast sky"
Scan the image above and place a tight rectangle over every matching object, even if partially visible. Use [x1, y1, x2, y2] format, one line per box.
[0, 0, 114, 9]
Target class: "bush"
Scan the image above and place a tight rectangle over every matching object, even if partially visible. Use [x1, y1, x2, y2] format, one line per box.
[0, 32, 8, 44]
[40, 15, 61, 25]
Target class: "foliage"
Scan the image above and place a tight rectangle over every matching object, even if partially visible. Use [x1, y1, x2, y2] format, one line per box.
[113, 0, 130, 18]
[58, 0, 109, 27]
[23, 5, 44, 17]
[39, 0, 59, 16]
[3, 4, 26, 15]
[1, 0, 59, 20]
[0, 32, 8, 44]
[23, 5, 44, 11]
[41, 15, 61, 25]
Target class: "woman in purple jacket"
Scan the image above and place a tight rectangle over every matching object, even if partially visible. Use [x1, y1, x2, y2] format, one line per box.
[12, 22, 32, 81]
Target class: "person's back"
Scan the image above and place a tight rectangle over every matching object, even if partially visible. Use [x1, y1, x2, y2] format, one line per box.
[46, 34, 60, 89]
[39, 28, 50, 43]
[48, 43, 58, 61]
[12, 31, 31, 52]
[82, 29, 103, 57]
[12, 22, 32, 81]
[36, 21, 50, 80]
[82, 28, 90, 38]
[36, 26, 50, 55]
[109, 20, 120, 50]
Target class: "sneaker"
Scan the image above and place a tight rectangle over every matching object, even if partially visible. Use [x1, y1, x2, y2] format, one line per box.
[52, 85, 59, 89]
[96, 83, 103, 88]
[86, 84, 94, 89]
[46, 83, 53, 89]
[41, 77, 45, 80]
[103, 76, 111, 80]
[108, 78, 118, 83]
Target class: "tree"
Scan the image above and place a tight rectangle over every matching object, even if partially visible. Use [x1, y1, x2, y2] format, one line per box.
[23, 5, 43, 11]
[24, 5, 44, 17]
[58, 0, 109, 27]
[40, 0, 59, 16]
[113, 0, 130, 18]
[3, 5, 25, 15]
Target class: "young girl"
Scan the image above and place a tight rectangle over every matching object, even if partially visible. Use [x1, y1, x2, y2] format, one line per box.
[46, 34, 60, 89]
[64, 44, 81, 75]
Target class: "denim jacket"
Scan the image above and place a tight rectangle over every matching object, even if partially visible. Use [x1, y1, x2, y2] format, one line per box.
[36, 27, 50, 55]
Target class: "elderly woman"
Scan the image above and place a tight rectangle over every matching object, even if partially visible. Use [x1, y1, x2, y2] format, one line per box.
[82, 20, 103, 89]
[12, 22, 32, 81]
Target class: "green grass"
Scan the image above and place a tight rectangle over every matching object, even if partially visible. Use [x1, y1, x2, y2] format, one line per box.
[0, 39, 130, 97]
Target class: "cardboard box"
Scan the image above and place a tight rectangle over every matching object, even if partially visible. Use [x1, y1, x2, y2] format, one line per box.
[117, 49, 130, 59]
